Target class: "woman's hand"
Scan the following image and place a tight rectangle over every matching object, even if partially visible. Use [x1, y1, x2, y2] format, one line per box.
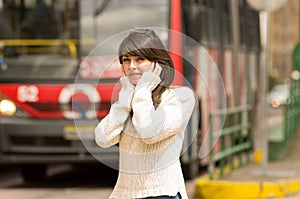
[118, 75, 135, 111]
[120, 75, 135, 90]
[152, 62, 162, 76]
[134, 62, 162, 92]
[95, 75, 134, 148]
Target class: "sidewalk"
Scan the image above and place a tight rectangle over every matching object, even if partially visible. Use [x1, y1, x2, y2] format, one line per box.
[194, 124, 300, 199]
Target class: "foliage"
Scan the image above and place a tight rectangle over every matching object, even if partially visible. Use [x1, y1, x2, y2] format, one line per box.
[268, 74, 283, 91]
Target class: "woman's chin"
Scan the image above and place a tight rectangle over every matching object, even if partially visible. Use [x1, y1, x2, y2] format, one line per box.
[129, 79, 138, 86]
[128, 76, 141, 85]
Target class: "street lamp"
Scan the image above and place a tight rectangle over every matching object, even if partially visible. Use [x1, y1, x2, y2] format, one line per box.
[245, 0, 290, 176]
[246, 0, 290, 12]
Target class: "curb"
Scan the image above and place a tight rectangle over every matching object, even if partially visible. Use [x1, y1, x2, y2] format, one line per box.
[194, 174, 300, 199]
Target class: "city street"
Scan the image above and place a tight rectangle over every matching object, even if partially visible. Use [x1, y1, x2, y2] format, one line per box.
[0, 164, 199, 199]
[0, 164, 114, 198]
[0, 100, 291, 199]
[1, 0, 300, 199]
[2, 162, 299, 199]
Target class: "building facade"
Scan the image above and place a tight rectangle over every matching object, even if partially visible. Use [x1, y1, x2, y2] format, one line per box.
[269, 0, 299, 81]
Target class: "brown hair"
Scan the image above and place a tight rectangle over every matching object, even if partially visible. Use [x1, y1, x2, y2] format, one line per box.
[118, 29, 174, 108]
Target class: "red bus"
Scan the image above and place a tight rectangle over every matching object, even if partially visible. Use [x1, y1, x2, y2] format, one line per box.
[0, 0, 261, 181]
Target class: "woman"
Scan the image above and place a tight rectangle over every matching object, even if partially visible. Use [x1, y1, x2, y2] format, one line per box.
[95, 28, 195, 199]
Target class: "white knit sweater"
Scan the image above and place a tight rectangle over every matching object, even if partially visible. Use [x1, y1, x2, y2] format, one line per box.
[95, 73, 195, 199]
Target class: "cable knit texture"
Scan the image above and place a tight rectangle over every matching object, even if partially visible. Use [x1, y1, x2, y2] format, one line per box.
[95, 73, 195, 199]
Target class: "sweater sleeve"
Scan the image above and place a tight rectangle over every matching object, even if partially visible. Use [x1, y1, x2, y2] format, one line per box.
[94, 102, 129, 148]
[132, 84, 196, 145]
[95, 76, 135, 148]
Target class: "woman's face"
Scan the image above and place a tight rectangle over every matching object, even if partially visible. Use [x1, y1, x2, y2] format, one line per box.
[121, 55, 153, 85]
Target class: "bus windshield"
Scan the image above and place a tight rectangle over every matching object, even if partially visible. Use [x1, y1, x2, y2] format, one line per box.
[79, 0, 169, 80]
[0, 0, 169, 81]
[0, 0, 79, 81]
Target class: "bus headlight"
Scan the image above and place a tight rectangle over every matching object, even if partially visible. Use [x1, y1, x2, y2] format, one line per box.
[0, 99, 17, 116]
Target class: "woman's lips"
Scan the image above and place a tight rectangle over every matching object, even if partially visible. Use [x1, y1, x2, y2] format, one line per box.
[128, 73, 142, 78]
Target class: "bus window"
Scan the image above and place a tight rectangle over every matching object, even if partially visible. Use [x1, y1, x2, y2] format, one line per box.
[205, 0, 217, 47]
[182, 0, 217, 47]
[219, 0, 232, 48]
[0, 2, 14, 39]
[238, 0, 261, 51]
[80, 0, 169, 56]
[244, 4, 261, 51]
[21, 0, 63, 39]
[239, 0, 247, 49]
[0, 0, 79, 81]
[79, 0, 169, 79]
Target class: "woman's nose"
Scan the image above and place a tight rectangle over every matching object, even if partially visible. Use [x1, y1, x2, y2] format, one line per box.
[129, 61, 137, 69]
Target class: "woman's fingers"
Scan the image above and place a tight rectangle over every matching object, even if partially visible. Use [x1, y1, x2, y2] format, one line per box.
[152, 62, 156, 72]
[152, 62, 162, 76]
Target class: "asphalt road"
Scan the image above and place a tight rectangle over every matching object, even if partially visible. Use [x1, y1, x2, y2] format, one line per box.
[0, 164, 199, 199]
[0, 102, 285, 199]
[0, 164, 115, 198]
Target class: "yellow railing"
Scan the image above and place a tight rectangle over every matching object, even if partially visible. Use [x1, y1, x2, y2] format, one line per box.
[0, 39, 77, 58]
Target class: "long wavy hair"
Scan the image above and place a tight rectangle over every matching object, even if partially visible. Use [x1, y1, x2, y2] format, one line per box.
[118, 29, 174, 108]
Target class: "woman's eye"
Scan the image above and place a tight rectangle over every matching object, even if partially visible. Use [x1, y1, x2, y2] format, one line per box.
[137, 57, 145, 61]
[122, 58, 130, 63]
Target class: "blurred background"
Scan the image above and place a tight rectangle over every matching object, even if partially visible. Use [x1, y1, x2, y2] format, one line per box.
[0, 0, 300, 198]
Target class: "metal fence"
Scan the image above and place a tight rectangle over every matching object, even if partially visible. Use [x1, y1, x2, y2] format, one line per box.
[284, 74, 300, 145]
[208, 105, 253, 180]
